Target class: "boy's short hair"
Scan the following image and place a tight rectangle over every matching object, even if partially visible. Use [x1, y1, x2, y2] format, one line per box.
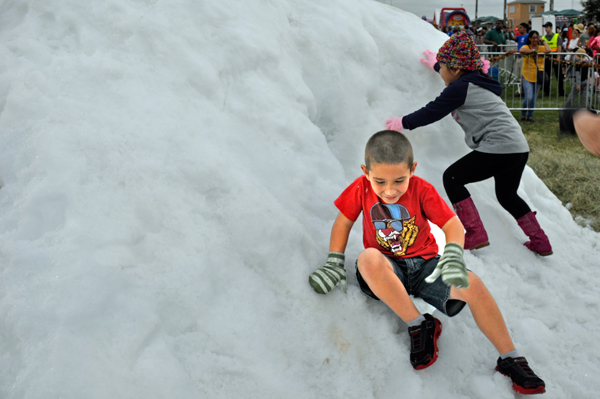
[365, 130, 414, 170]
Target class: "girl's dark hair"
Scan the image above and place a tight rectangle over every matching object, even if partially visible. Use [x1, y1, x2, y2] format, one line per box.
[526, 30, 540, 46]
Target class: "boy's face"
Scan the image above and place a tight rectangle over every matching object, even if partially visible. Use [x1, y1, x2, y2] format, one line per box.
[361, 161, 417, 204]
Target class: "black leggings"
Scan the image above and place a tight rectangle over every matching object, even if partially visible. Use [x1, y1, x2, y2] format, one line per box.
[443, 151, 531, 220]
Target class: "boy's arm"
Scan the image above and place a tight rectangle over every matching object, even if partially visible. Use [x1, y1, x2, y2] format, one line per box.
[309, 212, 355, 295]
[329, 212, 355, 253]
[441, 215, 465, 247]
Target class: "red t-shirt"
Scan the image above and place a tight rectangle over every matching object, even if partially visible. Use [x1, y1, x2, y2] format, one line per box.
[334, 175, 455, 260]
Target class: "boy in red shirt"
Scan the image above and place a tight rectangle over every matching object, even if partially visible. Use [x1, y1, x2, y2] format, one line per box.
[309, 130, 545, 395]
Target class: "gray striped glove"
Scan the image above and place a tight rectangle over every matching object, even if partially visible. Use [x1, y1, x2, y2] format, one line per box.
[309, 252, 347, 294]
[425, 242, 469, 289]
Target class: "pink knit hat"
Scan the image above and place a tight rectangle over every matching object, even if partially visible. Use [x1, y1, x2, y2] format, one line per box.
[436, 32, 484, 71]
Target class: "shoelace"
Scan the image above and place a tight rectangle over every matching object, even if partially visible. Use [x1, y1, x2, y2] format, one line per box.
[409, 327, 423, 351]
[516, 360, 536, 376]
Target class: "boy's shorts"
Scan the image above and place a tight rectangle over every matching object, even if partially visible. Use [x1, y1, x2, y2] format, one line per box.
[355, 255, 466, 317]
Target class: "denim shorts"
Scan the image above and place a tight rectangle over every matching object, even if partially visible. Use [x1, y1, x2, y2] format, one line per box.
[355, 255, 466, 317]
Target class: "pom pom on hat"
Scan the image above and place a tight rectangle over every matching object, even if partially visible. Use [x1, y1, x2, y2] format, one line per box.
[436, 32, 484, 71]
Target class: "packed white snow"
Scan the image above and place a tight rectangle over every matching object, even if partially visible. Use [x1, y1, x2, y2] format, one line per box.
[0, 0, 598, 398]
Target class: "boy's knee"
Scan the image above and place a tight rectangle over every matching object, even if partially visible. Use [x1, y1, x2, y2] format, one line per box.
[357, 248, 390, 277]
[466, 272, 491, 299]
[452, 272, 486, 301]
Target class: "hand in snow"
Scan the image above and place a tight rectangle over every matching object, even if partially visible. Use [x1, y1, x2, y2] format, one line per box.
[385, 117, 403, 132]
[420, 50, 438, 70]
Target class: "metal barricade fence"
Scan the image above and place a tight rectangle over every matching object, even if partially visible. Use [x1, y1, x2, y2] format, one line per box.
[591, 54, 600, 112]
[477, 50, 599, 113]
[476, 44, 518, 54]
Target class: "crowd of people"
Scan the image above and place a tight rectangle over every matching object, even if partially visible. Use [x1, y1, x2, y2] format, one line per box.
[435, 20, 600, 121]
[437, 20, 600, 157]
[436, 20, 599, 55]
[439, 20, 600, 149]
[518, 21, 599, 120]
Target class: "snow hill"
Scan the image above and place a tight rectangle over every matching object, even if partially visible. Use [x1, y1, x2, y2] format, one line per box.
[0, 0, 598, 398]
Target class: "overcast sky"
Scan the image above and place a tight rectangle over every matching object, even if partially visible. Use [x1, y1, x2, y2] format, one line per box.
[377, 0, 584, 21]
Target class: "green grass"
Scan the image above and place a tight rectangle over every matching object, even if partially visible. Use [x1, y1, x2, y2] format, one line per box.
[513, 110, 600, 231]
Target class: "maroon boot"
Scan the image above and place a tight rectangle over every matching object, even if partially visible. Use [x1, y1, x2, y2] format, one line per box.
[453, 197, 490, 250]
[516, 211, 553, 256]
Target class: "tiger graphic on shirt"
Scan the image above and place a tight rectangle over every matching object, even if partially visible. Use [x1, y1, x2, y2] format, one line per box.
[370, 202, 418, 256]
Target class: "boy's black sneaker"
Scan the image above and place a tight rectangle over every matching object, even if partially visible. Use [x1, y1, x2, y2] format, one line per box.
[407, 313, 442, 370]
[496, 356, 546, 394]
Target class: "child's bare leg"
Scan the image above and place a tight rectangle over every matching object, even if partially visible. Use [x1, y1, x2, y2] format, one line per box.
[357, 248, 420, 322]
[450, 272, 515, 354]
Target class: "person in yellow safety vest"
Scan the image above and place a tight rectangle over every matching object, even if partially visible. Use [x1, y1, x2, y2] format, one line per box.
[541, 21, 565, 96]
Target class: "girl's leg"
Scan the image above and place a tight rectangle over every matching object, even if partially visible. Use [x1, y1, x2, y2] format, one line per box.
[357, 248, 420, 322]
[443, 152, 499, 250]
[450, 272, 515, 354]
[491, 155, 552, 255]
[493, 153, 531, 219]
[443, 151, 497, 204]
[444, 152, 531, 216]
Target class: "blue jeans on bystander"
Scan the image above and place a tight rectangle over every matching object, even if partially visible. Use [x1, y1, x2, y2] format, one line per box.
[521, 77, 542, 119]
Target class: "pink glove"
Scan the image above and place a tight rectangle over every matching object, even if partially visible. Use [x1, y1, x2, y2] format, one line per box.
[385, 117, 404, 132]
[420, 50, 438, 70]
[481, 57, 491, 74]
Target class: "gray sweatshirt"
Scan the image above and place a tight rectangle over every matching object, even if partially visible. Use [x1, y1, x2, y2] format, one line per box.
[402, 67, 529, 154]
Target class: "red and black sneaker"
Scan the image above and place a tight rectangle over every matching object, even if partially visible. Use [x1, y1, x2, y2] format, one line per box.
[407, 314, 442, 370]
[496, 356, 546, 394]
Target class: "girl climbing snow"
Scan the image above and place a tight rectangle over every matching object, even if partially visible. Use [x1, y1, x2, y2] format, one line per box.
[385, 32, 553, 256]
